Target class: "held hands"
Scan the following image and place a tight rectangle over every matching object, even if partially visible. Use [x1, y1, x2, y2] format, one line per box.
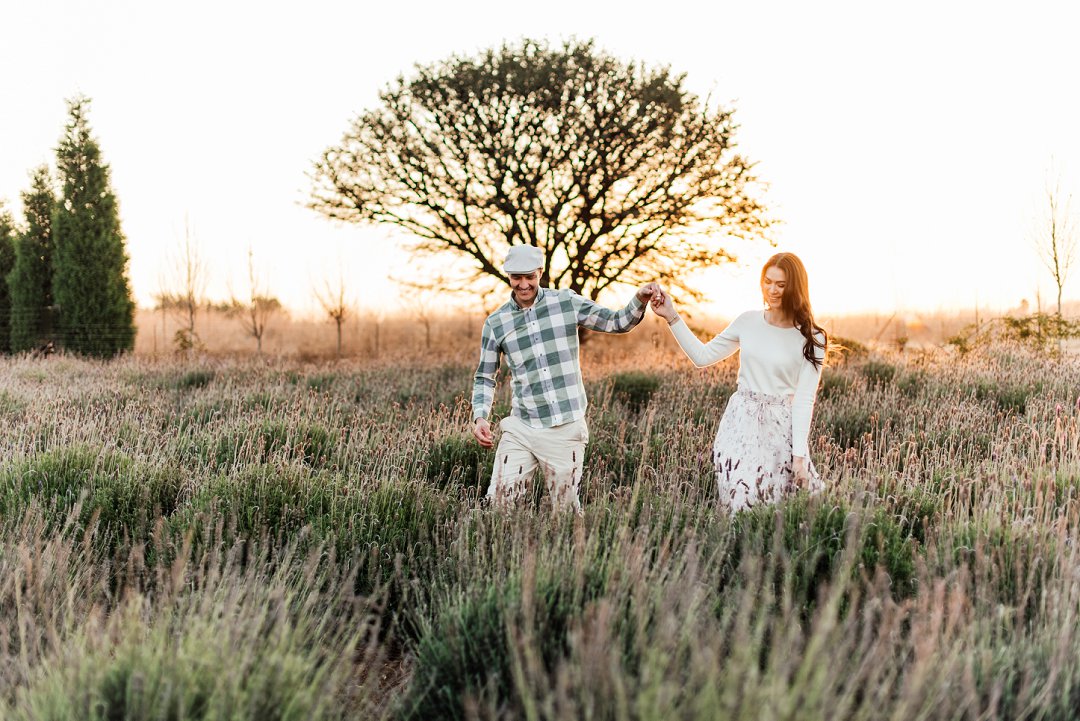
[473, 417, 494, 448]
[637, 282, 678, 323]
[636, 282, 663, 304]
[649, 287, 677, 323]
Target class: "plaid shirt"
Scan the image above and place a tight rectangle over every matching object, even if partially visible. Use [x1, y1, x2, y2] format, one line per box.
[472, 287, 646, 428]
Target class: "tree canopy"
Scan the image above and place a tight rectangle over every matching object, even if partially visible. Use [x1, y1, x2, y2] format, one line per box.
[52, 96, 136, 357]
[7, 166, 56, 352]
[310, 38, 772, 301]
[0, 202, 16, 352]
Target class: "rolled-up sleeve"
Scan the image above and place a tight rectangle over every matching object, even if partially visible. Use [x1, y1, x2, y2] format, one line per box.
[573, 293, 645, 333]
[471, 319, 500, 420]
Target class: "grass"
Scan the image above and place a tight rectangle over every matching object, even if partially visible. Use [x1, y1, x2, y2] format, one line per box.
[2, 344, 1080, 718]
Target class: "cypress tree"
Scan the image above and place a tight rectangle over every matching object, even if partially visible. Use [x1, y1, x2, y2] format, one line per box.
[0, 202, 16, 353]
[52, 96, 136, 356]
[7, 166, 56, 352]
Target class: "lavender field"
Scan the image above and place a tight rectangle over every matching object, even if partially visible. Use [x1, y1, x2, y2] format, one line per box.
[0, 341, 1077, 719]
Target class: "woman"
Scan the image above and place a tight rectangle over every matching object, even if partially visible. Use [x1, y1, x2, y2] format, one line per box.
[651, 253, 827, 512]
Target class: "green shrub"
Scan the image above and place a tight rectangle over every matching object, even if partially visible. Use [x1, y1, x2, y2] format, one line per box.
[172, 369, 214, 391]
[610, 371, 663, 414]
[859, 506, 918, 599]
[174, 466, 331, 543]
[971, 379, 1040, 415]
[818, 372, 853, 400]
[582, 413, 666, 489]
[0, 446, 183, 552]
[172, 469, 458, 599]
[421, 434, 487, 489]
[400, 581, 517, 720]
[943, 519, 1056, 620]
[821, 407, 876, 448]
[7, 585, 358, 721]
[401, 565, 609, 720]
[259, 420, 336, 468]
[859, 359, 897, 387]
[999, 312, 1080, 351]
[306, 373, 338, 393]
[827, 335, 869, 364]
[722, 496, 848, 616]
[724, 495, 922, 611]
[390, 366, 471, 410]
[172, 400, 229, 433]
[339, 480, 461, 596]
[243, 390, 284, 412]
[196, 421, 337, 470]
[884, 487, 941, 546]
[896, 370, 927, 398]
[687, 381, 735, 424]
[0, 389, 27, 416]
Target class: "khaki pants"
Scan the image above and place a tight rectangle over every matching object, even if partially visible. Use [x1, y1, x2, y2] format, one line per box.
[487, 416, 589, 512]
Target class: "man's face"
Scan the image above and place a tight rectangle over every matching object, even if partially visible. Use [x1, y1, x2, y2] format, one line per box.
[510, 269, 541, 306]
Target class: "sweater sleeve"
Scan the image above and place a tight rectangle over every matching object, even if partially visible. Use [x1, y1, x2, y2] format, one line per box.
[668, 315, 741, 368]
[791, 333, 826, 458]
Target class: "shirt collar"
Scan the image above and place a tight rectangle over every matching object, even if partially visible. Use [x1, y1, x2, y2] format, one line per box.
[510, 286, 546, 311]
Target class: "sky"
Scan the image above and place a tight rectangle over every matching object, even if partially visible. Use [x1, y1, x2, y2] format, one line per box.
[2, 0, 1079, 320]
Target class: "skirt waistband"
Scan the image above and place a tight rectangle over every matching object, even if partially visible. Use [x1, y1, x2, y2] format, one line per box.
[732, 388, 793, 407]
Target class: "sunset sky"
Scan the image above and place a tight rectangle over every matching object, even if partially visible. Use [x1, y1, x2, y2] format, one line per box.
[2, 0, 1079, 320]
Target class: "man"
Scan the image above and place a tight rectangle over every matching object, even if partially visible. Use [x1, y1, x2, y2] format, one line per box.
[471, 245, 661, 512]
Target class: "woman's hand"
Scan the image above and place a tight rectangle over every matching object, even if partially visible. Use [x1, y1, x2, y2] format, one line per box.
[793, 456, 811, 487]
[650, 290, 678, 323]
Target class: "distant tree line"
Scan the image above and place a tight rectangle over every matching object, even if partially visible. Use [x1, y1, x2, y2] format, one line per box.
[0, 96, 135, 358]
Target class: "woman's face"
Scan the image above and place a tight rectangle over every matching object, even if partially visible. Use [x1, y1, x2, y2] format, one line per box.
[761, 265, 787, 311]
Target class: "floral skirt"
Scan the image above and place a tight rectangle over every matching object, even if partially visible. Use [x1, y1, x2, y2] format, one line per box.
[713, 389, 823, 512]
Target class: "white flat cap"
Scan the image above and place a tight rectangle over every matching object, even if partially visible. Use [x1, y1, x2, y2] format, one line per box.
[503, 245, 544, 274]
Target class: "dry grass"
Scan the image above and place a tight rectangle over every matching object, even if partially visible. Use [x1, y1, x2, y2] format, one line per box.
[2, 341, 1080, 718]
[133, 303, 1030, 361]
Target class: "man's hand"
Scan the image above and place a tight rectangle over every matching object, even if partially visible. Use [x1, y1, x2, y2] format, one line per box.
[793, 456, 811, 488]
[636, 282, 663, 304]
[473, 417, 494, 448]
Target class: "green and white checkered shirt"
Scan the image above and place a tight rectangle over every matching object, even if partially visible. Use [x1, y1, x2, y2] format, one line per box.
[472, 287, 646, 428]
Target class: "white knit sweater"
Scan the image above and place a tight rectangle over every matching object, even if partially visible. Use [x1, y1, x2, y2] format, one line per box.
[668, 310, 825, 458]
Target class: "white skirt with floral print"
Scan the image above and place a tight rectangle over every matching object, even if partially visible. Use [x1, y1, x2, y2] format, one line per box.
[713, 389, 823, 512]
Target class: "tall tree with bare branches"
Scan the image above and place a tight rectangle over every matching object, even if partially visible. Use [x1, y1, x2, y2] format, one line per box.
[309, 38, 772, 302]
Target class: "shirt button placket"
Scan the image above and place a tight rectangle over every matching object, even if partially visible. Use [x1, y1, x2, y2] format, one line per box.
[532, 312, 553, 399]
